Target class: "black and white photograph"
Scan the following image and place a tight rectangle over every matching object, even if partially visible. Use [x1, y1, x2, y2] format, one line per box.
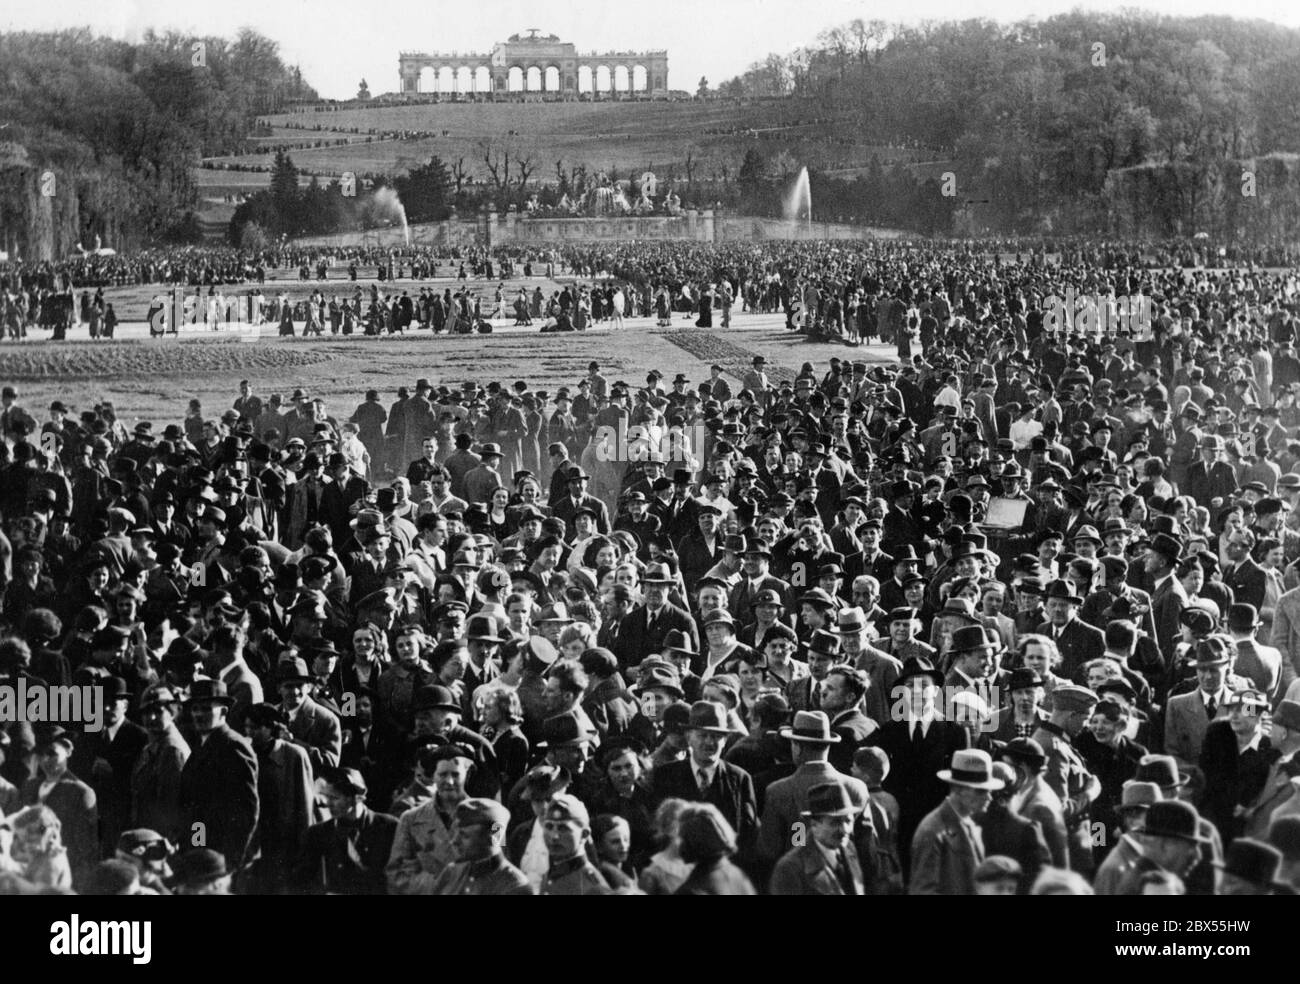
[0, 0, 1297, 933]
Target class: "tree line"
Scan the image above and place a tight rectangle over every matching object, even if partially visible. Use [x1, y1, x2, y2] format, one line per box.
[716, 12, 1300, 238]
[0, 28, 316, 249]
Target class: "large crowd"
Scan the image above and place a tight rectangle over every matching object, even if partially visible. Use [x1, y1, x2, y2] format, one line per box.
[2, 235, 1300, 896]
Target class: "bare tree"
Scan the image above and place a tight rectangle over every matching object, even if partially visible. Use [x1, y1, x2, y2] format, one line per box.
[479, 139, 511, 191]
[515, 152, 536, 191]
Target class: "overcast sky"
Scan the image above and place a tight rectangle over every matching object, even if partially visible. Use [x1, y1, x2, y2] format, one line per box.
[7, 0, 1300, 100]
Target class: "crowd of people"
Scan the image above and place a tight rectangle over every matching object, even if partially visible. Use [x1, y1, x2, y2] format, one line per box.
[2, 234, 1300, 896]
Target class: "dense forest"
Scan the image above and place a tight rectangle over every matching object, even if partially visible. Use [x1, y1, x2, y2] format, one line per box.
[0, 28, 315, 255]
[718, 12, 1300, 238]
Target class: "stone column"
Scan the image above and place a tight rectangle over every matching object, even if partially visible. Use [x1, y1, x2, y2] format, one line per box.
[702, 209, 715, 243]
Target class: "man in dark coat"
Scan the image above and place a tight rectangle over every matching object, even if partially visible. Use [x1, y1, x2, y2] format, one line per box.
[1037, 579, 1106, 682]
[296, 766, 398, 895]
[1223, 529, 1268, 612]
[611, 563, 699, 672]
[865, 657, 970, 871]
[650, 701, 759, 859]
[770, 781, 866, 895]
[69, 676, 147, 857]
[178, 679, 260, 869]
[551, 468, 611, 535]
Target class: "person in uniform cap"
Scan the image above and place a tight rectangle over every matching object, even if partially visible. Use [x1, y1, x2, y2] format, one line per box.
[909, 749, 1003, 895]
[429, 798, 532, 895]
[770, 781, 865, 895]
[540, 793, 612, 895]
[114, 828, 174, 894]
[1031, 683, 1101, 875]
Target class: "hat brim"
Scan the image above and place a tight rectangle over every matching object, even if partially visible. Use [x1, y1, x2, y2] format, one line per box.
[777, 727, 841, 744]
[937, 770, 1005, 790]
[897, 669, 945, 686]
[414, 701, 462, 714]
[800, 805, 857, 818]
[688, 724, 732, 735]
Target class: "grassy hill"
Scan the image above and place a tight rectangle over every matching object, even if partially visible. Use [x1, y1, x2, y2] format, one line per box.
[198, 98, 941, 193]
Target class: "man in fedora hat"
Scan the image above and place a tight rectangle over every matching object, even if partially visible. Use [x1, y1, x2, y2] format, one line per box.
[1165, 636, 1235, 766]
[1103, 800, 1212, 895]
[944, 625, 1000, 711]
[429, 798, 532, 895]
[785, 629, 839, 714]
[177, 679, 259, 870]
[1242, 699, 1300, 839]
[1146, 531, 1189, 664]
[553, 466, 611, 536]
[1033, 683, 1101, 874]
[612, 562, 698, 672]
[878, 544, 923, 614]
[910, 748, 1003, 894]
[1225, 603, 1287, 705]
[132, 686, 190, 842]
[1185, 434, 1237, 509]
[770, 781, 866, 895]
[1038, 579, 1105, 682]
[296, 766, 399, 895]
[728, 537, 794, 626]
[866, 656, 970, 871]
[1092, 780, 1162, 893]
[650, 700, 758, 858]
[239, 703, 314, 894]
[274, 654, 342, 776]
[830, 606, 902, 726]
[758, 711, 868, 865]
[68, 675, 146, 858]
